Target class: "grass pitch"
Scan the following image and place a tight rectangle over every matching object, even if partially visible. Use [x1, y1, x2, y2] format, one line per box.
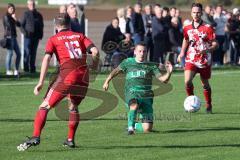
[0, 69, 240, 160]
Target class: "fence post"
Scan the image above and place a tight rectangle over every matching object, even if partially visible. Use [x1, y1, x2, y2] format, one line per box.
[20, 33, 24, 70]
[85, 18, 88, 37]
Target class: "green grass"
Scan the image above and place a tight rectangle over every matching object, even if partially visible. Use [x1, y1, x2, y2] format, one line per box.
[0, 69, 240, 160]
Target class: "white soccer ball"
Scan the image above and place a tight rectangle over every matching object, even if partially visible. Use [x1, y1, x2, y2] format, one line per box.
[184, 95, 201, 112]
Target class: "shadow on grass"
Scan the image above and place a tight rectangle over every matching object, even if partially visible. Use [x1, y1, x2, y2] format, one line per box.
[0, 117, 128, 123]
[163, 127, 240, 133]
[29, 143, 240, 153]
[0, 118, 60, 122]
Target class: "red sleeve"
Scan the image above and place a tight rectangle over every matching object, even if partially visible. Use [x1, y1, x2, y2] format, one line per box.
[45, 38, 56, 55]
[207, 26, 216, 41]
[82, 35, 94, 48]
[183, 26, 189, 40]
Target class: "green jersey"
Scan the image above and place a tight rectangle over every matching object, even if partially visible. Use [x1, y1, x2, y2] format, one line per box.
[119, 58, 161, 98]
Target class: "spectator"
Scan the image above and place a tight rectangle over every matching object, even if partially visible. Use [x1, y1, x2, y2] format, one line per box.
[169, 7, 176, 17]
[21, 0, 44, 73]
[202, 5, 217, 27]
[142, 4, 154, 61]
[117, 8, 127, 34]
[162, 7, 171, 26]
[175, 8, 183, 33]
[125, 6, 134, 35]
[59, 5, 67, 14]
[101, 17, 125, 65]
[3, 3, 21, 76]
[168, 17, 183, 66]
[152, 5, 168, 65]
[132, 3, 145, 44]
[226, 10, 240, 65]
[76, 5, 85, 35]
[213, 5, 228, 66]
[67, 3, 83, 34]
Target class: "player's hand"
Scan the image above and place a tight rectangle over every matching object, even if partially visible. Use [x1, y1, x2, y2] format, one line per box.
[103, 82, 109, 91]
[165, 61, 173, 74]
[177, 53, 184, 63]
[34, 83, 43, 95]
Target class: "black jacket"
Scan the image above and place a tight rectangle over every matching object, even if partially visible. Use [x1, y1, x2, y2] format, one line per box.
[21, 9, 44, 39]
[3, 13, 21, 38]
[101, 24, 125, 50]
[132, 12, 145, 35]
[168, 26, 183, 47]
[152, 16, 170, 52]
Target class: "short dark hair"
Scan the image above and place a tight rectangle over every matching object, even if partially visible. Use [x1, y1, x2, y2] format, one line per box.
[191, 3, 203, 11]
[163, 7, 169, 12]
[54, 13, 70, 27]
[135, 41, 146, 48]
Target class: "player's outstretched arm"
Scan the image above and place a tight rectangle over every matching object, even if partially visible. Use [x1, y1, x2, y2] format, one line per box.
[158, 61, 173, 83]
[34, 54, 51, 95]
[103, 67, 123, 91]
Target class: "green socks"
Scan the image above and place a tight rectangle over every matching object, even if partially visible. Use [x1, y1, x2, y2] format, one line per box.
[135, 122, 144, 133]
[128, 110, 136, 128]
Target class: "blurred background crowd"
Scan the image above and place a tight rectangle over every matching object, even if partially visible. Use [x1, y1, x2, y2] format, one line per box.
[1, 0, 240, 76]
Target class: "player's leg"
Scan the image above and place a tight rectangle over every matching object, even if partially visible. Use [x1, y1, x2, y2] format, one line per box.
[63, 96, 82, 148]
[184, 63, 197, 96]
[17, 88, 65, 151]
[135, 98, 153, 133]
[199, 66, 212, 113]
[127, 99, 139, 135]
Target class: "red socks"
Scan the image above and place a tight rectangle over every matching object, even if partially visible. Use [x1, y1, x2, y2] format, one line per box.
[185, 85, 194, 96]
[68, 111, 80, 141]
[203, 88, 212, 109]
[33, 108, 49, 137]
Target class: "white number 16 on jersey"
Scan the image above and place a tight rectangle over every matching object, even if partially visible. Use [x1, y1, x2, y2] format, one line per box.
[65, 41, 82, 59]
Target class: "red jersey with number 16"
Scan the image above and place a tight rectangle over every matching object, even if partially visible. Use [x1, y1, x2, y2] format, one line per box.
[183, 22, 215, 68]
[45, 30, 93, 68]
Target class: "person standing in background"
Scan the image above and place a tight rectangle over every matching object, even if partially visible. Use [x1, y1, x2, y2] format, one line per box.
[76, 5, 85, 35]
[142, 4, 154, 61]
[59, 5, 67, 14]
[213, 5, 227, 66]
[3, 3, 21, 76]
[21, 0, 44, 73]
[132, 3, 145, 44]
[117, 7, 127, 34]
[202, 5, 217, 28]
[67, 3, 83, 34]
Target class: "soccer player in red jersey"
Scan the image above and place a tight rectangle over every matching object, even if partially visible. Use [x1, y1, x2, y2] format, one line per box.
[177, 3, 218, 114]
[17, 13, 99, 151]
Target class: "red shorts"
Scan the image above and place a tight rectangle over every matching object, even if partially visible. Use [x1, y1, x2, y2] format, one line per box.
[185, 63, 211, 79]
[44, 68, 89, 107]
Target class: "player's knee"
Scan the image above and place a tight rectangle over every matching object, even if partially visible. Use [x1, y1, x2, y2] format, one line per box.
[39, 101, 51, 110]
[129, 99, 138, 110]
[143, 123, 153, 133]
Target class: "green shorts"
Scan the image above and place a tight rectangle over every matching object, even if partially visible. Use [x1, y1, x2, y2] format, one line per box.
[125, 95, 154, 123]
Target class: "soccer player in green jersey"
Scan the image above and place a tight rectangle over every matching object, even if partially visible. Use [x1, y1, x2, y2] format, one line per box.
[103, 42, 173, 135]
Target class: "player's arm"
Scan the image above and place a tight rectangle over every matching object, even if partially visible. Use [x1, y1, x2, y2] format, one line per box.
[177, 38, 188, 62]
[157, 61, 173, 83]
[34, 54, 52, 95]
[103, 67, 123, 91]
